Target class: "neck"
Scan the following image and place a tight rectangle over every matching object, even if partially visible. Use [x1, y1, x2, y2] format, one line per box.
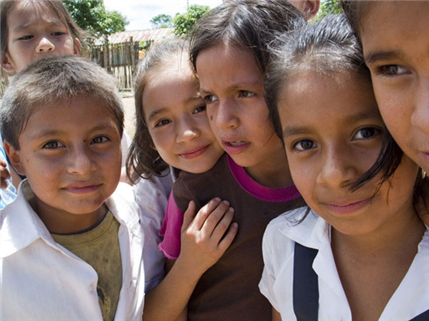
[245, 144, 292, 188]
[332, 206, 425, 259]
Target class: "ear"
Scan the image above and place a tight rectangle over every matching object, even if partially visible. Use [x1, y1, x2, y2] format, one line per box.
[73, 38, 81, 56]
[1, 54, 16, 73]
[303, 0, 320, 20]
[3, 141, 26, 176]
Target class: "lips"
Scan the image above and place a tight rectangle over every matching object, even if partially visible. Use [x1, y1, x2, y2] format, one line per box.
[221, 138, 250, 154]
[180, 145, 209, 159]
[63, 183, 102, 194]
[324, 198, 372, 215]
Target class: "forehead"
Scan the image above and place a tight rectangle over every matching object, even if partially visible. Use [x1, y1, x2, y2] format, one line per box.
[196, 43, 263, 90]
[8, 1, 64, 30]
[279, 72, 378, 124]
[361, 1, 429, 40]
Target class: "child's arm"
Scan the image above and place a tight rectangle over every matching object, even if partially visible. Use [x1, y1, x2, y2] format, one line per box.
[143, 198, 238, 321]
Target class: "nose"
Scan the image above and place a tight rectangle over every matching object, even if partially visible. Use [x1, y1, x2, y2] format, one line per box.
[410, 78, 429, 135]
[36, 37, 55, 53]
[176, 116, 201, 143]
[214, 99, 239, 130]
[316, 145, 358, 188]
[67, 147, 96, 175]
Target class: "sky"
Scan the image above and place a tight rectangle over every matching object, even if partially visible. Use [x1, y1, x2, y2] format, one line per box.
[104, 0, 224, 31]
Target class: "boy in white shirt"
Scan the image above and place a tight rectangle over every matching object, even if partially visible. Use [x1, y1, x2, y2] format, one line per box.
[0, 55, 145, 321]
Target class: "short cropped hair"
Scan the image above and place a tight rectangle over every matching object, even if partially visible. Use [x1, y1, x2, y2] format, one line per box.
[0, 55, 124, 150]
[0, 0, 84, 62]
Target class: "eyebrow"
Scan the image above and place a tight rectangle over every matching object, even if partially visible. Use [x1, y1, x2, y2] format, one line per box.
[282, 110, 380, 138]
[30, 124, 118, 140]
[147, 95, 203, 121]
[364, 50, 401, 64]
[199, 79, 263, 95]
[12, 20, 64, 33]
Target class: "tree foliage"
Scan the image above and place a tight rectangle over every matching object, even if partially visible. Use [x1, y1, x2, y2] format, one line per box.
[317, 0, 342, 20]
[172, 4, 211, 38]
[150, 14, 173, 29]
[64, 0, 128, 38]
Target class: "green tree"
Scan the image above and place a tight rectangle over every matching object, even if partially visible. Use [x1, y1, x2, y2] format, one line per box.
[317, 0, 342, 20]
[150, 14, 173, 29]
[172, 4, 211, 38]
[64, 0, 128, 37]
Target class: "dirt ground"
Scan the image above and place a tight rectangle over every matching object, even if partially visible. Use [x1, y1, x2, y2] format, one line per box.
[121, 91, 136, 139]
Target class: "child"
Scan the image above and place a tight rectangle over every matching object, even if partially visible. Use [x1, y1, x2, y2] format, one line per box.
[340, 1, 429, 227]
[157, 1, 311, 320]
[0, 0, 131, 205]
[126, 39, 238, 321]
[0, 55, 145, 321]
[259, 14, 428, 321]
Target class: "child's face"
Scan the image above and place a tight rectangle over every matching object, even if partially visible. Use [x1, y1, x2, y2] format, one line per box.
[196, 43, 286, 181]
[279, 72, 418, 236]
[2, 1, 79, 73]
[143, 56, 224, 173]
[360, 1, 429, 173]
[8, 96, 122, 234]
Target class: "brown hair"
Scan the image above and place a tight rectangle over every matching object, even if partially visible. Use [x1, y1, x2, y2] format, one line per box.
[0, 0, 84, 63]
[126, 39, 189, 183]
[0, 55, 124, 150]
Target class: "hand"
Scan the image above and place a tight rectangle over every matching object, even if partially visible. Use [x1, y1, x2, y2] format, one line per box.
[0, 161, 11, 189]
[177, 198, 238, 275]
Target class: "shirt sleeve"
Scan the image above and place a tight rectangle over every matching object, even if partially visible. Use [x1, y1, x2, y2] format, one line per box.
[158, 191, 184, 260]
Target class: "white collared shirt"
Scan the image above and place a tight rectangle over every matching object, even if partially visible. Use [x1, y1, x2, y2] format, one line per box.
[259, 208, 429, 321]
[0, 181, 145, 321]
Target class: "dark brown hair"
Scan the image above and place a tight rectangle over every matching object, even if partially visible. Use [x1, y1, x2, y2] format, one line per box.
[1, 0, 84, 64]
[190, 0, 306, 74]
[126, 39, 189, 183]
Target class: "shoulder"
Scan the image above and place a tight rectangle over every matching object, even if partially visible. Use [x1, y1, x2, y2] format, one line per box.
[264, 207, 322, 251]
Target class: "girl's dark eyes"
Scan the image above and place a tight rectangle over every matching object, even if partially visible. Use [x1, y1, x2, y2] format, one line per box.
[193, 105, 207, 114]
[91, 136, 110, 144]
[353, 127, 382, 140]
[238, 90, 255, 98]
[52, 32, 66, 36]
[18, 35, 33, 40]
[293, 139, 316, 151]
[203, 95, 218, 104]
[377, 64, 409, 76]
[155, 119, 171, 127]
[42, 141, 64, 149]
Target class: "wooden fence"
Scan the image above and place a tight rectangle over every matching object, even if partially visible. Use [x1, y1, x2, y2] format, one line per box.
[0, 39, 142, 97]
[90, 39, 141, 90]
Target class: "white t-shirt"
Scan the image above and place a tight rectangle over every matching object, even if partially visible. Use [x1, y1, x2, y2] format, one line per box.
[259, 208, 429, 321]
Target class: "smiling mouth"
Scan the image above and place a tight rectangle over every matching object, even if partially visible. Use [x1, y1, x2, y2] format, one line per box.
[325, 198, 372, 215]
[180, 145, 209, 159]
[227, 141, 246, 146]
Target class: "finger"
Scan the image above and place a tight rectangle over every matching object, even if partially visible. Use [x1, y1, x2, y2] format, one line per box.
[217, 222, 238, 254]
[192, 198, 221, 230]
[181, 200, 197, 234]
[210, 207, 235, 241]
[0, 166, 10, 180]
[200, 200, 231, 233]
